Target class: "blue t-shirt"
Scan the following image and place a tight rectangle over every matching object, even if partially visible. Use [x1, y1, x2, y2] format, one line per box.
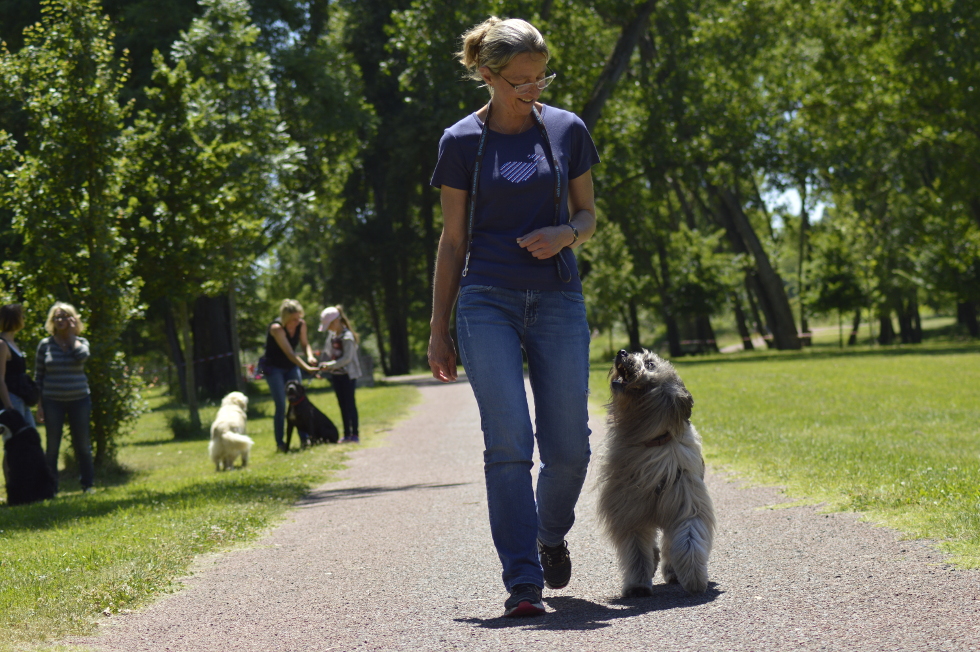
[430, 104, 600, 292]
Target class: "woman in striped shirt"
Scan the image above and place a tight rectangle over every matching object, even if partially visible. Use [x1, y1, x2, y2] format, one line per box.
[36, 302, 95, 494]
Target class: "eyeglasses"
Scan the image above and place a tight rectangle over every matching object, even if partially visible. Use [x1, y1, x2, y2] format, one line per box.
[497, 67, 557, 96]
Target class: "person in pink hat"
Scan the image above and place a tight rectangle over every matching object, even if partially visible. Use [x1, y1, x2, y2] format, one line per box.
[319, 306, 362, 443]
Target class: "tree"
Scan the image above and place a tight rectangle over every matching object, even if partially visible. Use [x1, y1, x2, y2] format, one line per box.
[0, 0, 142, 466]
[125, 0, 303, 427]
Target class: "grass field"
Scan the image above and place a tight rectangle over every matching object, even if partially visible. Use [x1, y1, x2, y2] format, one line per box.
[0, 379, 419, 651]
[590, 341, 980, 568]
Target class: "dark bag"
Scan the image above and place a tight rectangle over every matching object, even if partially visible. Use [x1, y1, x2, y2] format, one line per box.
[1, 408, 57, 505]
[9, 373, 39, 407]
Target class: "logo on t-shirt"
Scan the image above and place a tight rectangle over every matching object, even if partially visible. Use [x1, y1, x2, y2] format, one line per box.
[500, 153, 546, 184]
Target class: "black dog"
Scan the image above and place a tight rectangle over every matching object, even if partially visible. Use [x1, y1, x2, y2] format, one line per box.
[285, 380, 339, 449]
[1, 409, 57, 506]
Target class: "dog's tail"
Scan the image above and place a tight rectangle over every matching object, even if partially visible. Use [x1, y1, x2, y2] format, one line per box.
[665, 514, 714, 593]
[219, 433, 254, 446]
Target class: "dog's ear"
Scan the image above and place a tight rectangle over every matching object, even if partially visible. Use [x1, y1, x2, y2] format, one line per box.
[675, 386, 693, 422]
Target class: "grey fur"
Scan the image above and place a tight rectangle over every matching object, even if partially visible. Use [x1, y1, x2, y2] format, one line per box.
[597, 349, 716, 596]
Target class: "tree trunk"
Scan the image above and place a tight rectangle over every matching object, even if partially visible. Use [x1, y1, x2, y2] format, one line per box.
[653, 234, 683, 357]
[796, 182, 810, 346]
[878, 310, 896, 345]
[911, 293, 922, 343]
[163, 301, 187, 399]
[744, 276, 772, 348]
[732, 292, 754, 351]
[748, 272, 780, 348]
[176, 299, 201, 431]
[957, 301, 979, 337]
[227, 284, 245, 392]
[669, 176, 698, 230]
[695, 314, 718, 353]
[541, 0, 555, 21]
[715, 186, 800, 349]
[848, 308, 861, 345]
[367, 289, 389, 376]
[580, 0, 659, 131]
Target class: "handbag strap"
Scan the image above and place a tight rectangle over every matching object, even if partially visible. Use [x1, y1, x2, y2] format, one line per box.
[462, 103, 571, 283]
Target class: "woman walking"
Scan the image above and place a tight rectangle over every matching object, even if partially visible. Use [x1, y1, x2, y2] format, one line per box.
[263, 299, 319, 452]
[36, 302, 95, 493]
[319, 306, 362, 443]
[427, 17, 600, 617]
[0, 304, 38, 428]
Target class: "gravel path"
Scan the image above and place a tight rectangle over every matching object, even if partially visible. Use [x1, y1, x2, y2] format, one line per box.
[71, 377, 980, 651]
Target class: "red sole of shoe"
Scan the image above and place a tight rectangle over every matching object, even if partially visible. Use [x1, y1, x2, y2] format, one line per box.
[504, 601, 546, 617]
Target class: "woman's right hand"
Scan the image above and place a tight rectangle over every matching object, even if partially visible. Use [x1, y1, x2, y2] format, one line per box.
[428, 331, 457, 383]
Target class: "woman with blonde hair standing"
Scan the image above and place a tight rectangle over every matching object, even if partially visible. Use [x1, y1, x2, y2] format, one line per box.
[263, 299, 319, 452]
[427, 17, 600, 616]
[36, 302, 95, 493]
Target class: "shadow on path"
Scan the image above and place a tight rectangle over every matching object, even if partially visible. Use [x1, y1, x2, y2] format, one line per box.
[456, 584, 723, 631]
[297, 482, 472, 506]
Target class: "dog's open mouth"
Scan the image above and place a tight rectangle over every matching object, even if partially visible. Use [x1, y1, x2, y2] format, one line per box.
[611, 350, 639, 392]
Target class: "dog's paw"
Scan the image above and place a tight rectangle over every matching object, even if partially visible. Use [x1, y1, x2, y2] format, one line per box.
[662, 564, 678, 584]
[622, 586, 654, 599]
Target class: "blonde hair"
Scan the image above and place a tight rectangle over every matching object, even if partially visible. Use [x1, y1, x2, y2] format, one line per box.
[279, 299, 304, 323]
[44, 302, 85, 335]
[457, 17, 549, 82]
[333, 305, 360, 344]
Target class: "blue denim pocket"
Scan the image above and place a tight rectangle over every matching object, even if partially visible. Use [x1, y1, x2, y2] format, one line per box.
[459, 284, 495, 296]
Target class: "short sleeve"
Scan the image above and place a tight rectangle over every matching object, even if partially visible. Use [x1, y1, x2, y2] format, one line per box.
[430, 130, 470, 190]
[567, 116, 600, 180]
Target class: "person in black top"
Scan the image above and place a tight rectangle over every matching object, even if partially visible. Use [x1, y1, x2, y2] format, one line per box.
[0, 304, 37, 428]
[263, 299, 319, 452]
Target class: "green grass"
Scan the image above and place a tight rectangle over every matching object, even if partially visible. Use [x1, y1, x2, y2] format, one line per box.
[590, 341, 980, 568]
[0, 379, 419, 651]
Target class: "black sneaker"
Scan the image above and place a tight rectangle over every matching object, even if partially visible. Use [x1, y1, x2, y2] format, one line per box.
[538, 540, 571, 589]
[503, 583, 545, 617]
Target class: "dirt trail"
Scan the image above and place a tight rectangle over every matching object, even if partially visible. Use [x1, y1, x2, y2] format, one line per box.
[70, 377, 980, 651]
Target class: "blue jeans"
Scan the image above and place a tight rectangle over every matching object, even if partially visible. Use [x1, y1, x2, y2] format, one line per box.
[456, 285, 592, 591]
[43, 395, 94, 491]
[8, 392, 36, 429]
[265, 364, 303, 448]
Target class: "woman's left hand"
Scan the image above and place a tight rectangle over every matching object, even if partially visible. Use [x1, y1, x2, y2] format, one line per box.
[517, 225, 574, 260]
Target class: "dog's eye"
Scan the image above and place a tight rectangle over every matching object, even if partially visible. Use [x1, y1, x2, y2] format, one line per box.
[645, 361, 656, 370]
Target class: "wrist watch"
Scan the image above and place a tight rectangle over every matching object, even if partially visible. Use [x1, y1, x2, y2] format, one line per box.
[566, 223, 579, 245]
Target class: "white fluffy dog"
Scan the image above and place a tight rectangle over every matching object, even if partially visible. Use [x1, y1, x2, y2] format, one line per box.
[597, 349, 716, 597]
[208, 391, 253, 471]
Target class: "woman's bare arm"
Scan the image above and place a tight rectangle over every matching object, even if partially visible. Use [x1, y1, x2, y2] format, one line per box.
[428, 186, 469, 382]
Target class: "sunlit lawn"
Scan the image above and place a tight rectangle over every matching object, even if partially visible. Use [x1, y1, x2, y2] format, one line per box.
[590, 341, 980, 568]
[0, 379, 418, 650]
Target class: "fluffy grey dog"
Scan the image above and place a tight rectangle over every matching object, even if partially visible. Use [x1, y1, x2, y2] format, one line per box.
[597, 349, 715, 597]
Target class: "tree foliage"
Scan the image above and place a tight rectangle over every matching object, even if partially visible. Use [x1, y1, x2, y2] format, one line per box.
[0, 0, 142, 465]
